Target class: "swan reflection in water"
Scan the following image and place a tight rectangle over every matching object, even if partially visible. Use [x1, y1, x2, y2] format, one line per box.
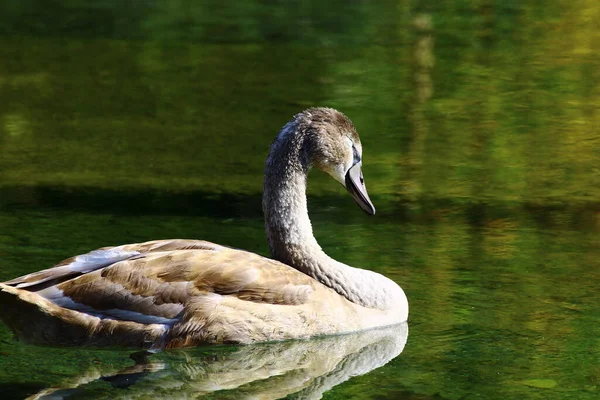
[30, 323, 408, 399]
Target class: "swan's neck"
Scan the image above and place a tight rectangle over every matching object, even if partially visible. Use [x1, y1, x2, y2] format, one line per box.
[262, 121, 404, 311]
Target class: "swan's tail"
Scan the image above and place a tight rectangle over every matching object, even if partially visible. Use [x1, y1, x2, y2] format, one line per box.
[0, 283, 166, 349]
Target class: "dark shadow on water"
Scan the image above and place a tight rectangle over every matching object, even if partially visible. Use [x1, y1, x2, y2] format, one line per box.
[0, 383, 47, 400]
[0, 185, 264, 218]
[4, 186, 600, 230]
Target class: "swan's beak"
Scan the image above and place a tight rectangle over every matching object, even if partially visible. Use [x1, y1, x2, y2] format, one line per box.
[345, 162, 376, 215]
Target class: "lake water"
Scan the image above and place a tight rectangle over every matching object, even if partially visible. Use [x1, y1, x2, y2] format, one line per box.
[0, 1, 599, 399]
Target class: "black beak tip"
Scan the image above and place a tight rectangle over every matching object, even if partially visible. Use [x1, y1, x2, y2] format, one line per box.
[345, 169, 376, 216]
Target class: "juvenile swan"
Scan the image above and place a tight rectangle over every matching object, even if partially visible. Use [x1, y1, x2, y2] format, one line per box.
[0, 108, 408, 349]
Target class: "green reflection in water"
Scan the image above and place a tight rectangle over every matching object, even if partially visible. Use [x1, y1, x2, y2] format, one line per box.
[1, 0, 599, 399]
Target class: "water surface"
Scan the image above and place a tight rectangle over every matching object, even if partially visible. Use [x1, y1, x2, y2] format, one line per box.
[1, 1, 599, 399]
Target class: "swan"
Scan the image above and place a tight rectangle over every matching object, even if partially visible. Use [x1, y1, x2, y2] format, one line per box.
[0, 107, 408, 350]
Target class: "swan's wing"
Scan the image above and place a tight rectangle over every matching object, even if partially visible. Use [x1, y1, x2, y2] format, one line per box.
[2, 239, 228, 289]
[3, 248, 141, 289]
[2, 240, 323, 347]
[49, 247, 314, 309]
[119, 239, 228, 253]
[26, 246, 314, 327]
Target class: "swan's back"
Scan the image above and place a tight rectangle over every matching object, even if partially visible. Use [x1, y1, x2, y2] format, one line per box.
[0, 239, 370, 349]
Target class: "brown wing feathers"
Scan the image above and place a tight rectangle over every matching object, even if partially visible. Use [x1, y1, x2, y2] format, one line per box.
[11, 241, 315, 329]
[0, 239, 319, 347]
[54, 249, 314, 316]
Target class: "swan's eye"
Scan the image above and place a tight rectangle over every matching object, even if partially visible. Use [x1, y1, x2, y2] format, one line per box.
[352, 145, 361, 166]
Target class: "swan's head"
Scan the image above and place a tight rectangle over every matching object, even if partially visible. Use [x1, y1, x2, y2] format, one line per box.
[298, 108, 376, 215]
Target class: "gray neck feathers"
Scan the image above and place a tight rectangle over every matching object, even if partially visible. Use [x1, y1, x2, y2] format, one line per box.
[262, 119, 401, 310]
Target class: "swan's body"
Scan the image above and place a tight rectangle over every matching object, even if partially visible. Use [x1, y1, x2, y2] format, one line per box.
[0, 108, 408, 349]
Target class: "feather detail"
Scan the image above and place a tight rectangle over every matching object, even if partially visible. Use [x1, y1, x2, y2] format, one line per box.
[4, 248, 141, 289]
[0, 239, 373, 348]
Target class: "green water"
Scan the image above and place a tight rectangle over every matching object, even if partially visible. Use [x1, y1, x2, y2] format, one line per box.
[1, 1, 599, 399]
